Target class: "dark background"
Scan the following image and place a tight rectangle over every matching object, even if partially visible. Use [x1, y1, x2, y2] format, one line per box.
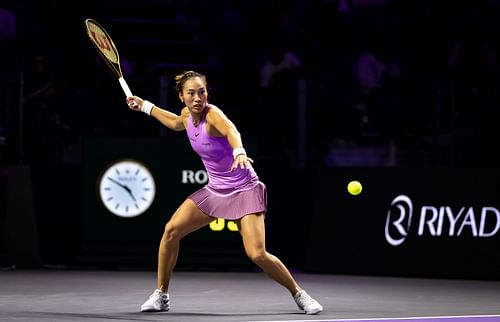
[1, 0, 500, 279]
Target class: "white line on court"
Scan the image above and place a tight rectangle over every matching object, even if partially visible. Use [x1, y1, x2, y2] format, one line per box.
[244, 314, 500, 322]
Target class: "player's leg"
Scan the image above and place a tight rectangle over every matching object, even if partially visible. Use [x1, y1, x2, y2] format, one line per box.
[237, 213, 323, 314]
[237, 213, 299, 294]
[141, 199, 212, 312]
[157, 198, 213, 291]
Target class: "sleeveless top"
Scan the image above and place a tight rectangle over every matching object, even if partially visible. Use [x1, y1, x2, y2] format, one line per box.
[186, 105, 257, 190]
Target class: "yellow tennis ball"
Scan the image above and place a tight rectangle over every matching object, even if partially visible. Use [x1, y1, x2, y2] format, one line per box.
[347, 180, 362, 195]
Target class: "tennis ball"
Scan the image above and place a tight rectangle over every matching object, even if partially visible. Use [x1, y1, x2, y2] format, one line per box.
[347, 180, 362, 195]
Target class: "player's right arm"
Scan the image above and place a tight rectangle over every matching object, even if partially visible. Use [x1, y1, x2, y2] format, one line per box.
[150, 106, 185, 131]
[127, 96, 185, 131]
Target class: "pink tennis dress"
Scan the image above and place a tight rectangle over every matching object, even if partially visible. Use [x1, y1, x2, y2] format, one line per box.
[186, 105, 267, 220]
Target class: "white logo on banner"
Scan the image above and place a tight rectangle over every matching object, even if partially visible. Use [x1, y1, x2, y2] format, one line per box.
[385, 195, 500, 246]
[181, 170, 208, 184]
[385, 195, 413, 246]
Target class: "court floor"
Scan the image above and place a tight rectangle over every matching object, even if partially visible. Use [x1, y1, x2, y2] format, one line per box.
[0, 269, 499, 322]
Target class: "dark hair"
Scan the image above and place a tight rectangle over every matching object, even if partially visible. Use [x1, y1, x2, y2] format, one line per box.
[174, 71, 207, 95]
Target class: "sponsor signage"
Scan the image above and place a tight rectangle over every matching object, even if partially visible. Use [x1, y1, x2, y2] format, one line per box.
[305, 168, 500, 280]
[385, 195, 500, 246]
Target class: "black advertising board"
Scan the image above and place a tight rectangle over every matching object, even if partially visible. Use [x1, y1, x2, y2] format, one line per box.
[306, 168, 500, 280]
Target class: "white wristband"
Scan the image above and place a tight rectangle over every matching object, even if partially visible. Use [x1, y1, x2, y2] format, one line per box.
[232, 147, 246, 159]
[141, 100, 154, 115]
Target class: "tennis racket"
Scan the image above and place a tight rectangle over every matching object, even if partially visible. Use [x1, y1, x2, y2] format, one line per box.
[84, 18, 132, 97]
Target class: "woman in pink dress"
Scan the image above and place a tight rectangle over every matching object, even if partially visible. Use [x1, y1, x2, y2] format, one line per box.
[126, 70, 322, 315]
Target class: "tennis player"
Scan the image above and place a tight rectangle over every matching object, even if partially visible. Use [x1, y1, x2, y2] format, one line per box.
[126, 70, 322, 315]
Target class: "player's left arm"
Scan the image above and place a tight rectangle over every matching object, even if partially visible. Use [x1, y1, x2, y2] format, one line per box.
[207, 106, 242, 148]
[206, 105, 253, 170]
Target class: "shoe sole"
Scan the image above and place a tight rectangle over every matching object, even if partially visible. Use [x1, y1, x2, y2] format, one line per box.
[305, 307, 323, 315]
[141, 307, 169, 312]
[141, 309, 169, 312]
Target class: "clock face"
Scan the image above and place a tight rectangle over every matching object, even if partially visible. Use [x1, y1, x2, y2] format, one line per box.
[98, 159, 156, 218]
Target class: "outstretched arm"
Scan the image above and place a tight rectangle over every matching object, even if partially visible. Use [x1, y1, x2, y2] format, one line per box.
[127, 96, 185, 131]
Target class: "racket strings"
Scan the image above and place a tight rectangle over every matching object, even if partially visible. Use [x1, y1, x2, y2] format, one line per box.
[86, 22, 119, 64]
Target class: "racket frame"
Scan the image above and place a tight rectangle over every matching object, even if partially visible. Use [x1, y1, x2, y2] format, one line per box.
[84, 18, 132, 97]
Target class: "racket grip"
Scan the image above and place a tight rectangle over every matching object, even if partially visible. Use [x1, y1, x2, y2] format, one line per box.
[118, 77, 133, 97]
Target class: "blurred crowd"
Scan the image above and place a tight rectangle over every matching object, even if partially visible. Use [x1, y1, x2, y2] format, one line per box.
[2, 0, 500, 169]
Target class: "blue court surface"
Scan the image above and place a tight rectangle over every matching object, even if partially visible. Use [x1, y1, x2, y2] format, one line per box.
[1, 270, 499, 322]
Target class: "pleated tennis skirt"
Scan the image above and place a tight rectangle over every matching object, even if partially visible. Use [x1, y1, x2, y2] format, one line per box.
[188, 178, 267, 220]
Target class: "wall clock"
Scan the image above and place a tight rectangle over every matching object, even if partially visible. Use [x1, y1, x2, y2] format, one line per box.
[98, 159, 156, 218]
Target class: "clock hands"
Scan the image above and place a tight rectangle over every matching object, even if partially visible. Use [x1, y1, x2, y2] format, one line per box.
[107, 176, 137, 201]
[99, 160, 155, 218]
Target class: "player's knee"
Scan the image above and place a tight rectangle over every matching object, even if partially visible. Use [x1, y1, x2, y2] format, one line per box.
[162, 222, 181, 243]
[247, 250, 268, 265]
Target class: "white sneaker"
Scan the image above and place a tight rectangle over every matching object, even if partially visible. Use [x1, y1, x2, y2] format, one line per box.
[293, 290, 323, 314]
[141, 289, 170, 312]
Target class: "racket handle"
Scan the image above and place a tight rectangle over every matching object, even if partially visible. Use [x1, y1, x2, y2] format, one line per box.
[118, 77, 133, 97]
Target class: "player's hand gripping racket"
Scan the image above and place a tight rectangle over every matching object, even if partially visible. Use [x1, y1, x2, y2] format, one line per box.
[84, 18, 132, 97]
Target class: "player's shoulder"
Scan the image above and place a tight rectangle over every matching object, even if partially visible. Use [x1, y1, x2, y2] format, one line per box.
[206, 104, 225, 119]
[181, 107, 190, 117]
[207, 103, 221, 112]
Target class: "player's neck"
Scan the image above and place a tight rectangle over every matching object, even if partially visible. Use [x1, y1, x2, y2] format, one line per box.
[191, 114, 201, 127]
